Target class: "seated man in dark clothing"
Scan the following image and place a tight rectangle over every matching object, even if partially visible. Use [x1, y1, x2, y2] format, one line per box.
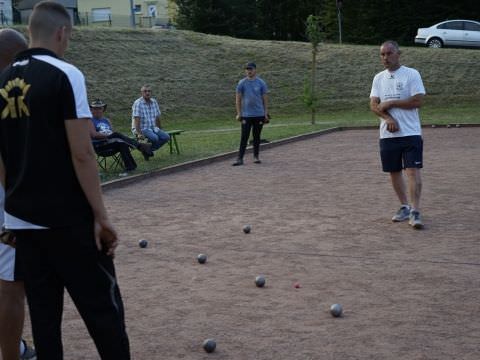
[89, 99, 153, 172]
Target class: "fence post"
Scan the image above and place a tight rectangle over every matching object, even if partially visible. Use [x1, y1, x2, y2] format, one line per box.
[129, 0, 136, 28]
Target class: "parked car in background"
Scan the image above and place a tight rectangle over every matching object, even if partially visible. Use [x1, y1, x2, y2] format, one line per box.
[415, 20, 480, 48]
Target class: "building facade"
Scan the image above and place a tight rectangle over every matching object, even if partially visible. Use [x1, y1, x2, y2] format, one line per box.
[0, 0, 13, 25]
[14, 0, 77, 24]
[77, 0, 177, 28]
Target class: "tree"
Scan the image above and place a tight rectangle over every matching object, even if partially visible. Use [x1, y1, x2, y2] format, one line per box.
[174, 0, 478, 44]
[256, 0, 322, 40]
[174, 0, 258, 38]
[174, 0, 323, 40]
[304, 14, 323, 125]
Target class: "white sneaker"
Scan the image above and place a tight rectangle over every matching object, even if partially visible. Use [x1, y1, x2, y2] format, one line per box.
[20, 339, 36, 359]
[392, 205, 410, 222]
[409, 210, 424, 229]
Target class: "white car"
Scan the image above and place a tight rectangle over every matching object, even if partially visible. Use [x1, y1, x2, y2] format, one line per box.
[415, 20, 480, 48]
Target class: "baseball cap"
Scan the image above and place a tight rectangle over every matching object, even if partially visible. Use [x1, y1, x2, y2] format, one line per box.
[245, 62, 256, 69]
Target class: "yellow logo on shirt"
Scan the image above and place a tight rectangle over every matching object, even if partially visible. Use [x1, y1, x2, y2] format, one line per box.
[0, 78, 31, 119]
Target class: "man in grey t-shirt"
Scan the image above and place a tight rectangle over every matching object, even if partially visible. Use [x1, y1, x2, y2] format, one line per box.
[233, 62, 269, 166]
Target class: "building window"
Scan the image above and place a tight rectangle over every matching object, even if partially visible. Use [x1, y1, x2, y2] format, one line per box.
[134, 5, 141, 14]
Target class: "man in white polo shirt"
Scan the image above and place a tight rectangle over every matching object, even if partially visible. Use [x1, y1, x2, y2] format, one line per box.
[370, 40, 426, 229]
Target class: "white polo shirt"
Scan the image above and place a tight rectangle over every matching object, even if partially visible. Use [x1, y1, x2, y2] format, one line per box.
[370, 65, 426, 139]
[0, 185, 15, 281]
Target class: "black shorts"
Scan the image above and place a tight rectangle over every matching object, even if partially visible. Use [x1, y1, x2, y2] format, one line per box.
[379, 135, 423, 173]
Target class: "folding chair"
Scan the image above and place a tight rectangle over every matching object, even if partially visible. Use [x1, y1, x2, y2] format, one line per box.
[93, 140, 125, 172]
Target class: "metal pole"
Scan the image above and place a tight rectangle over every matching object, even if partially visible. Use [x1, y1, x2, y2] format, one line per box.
[337, 7, 342, 44]
[129, 0, 136, 28]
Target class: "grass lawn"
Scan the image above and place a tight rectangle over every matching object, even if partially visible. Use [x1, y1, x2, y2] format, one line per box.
[100, 101, 479, 181]
[11, 26, 477, 180]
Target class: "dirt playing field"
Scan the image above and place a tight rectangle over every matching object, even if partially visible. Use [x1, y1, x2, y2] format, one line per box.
[54, 126, 480, 359]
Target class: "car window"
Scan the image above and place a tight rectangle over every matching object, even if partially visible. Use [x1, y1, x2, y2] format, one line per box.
[438, 21, 463, 30]
[464, 22, 480, 31]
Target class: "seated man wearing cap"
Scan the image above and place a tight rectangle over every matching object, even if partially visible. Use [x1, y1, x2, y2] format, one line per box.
[89, 99, 153, 172]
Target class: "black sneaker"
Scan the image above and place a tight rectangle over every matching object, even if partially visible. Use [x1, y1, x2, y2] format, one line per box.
[232, 159, 244, 166]
[253, 157, 261, 164]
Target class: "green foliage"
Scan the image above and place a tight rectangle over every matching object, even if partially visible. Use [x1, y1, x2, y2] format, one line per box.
[304, 14, 323, 123]
[176, 0, 479, 45]
[174, 0, 259, 38]
[305, 14, 323, 51]
[320, 0, 480, 45]
[174, 0, 322, 40]
[175, 0, 480, 45]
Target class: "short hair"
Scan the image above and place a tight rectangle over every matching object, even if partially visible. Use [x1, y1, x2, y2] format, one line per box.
[0, 28, 28, 71]
[381, 40, 400, 53]
[29, 1, 72, 42]
[141, 85, 151, 91]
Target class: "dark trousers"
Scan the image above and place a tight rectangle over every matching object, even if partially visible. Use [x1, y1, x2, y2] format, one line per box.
[94, 133, 137, 171]
[107, 132, 140, 149]
[238, 117, 264, 159]
[15, 223, 130, 360]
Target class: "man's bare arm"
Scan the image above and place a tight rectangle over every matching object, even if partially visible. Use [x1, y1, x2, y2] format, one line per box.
[377, 94, 424, 112]
[155, 115, 161, 129]
[235, 93, 242, 120]
[262, 93, 269, 122]
[134, 116, 142, 135]
[370, 96, 399, 133]
[65, 118, 117, 255]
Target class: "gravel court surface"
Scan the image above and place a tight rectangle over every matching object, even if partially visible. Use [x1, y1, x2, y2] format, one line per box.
[58, 126, 480, 359]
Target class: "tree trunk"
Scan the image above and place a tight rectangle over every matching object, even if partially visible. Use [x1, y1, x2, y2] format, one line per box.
[311, 49, 317, 125]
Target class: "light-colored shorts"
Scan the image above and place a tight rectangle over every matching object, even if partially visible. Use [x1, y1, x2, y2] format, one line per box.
[0, 242, 16, 281]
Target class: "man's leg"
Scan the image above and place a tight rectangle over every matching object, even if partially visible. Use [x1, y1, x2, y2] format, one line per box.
[153, 128, 170, 149]
[406, 167, 423, 228]
[108, 133, 153, 160]
[53, 224, 130, 359]
[15, 231, 65, 360]
[67, 252, 130, 359]
[405, 168, 422, 210]
[403, 136, 423, 228]
[142, 128, 161, 151]
[251, 118, 263, 160]
[0, 279, 24, 360]
[60, 223, 130, 360]
[17, 226, 130, 359]
[390, 171, 408, 205]
[118, 143, 137, 171]
[236, 119, 252, 162]
[389, 170, 412, 222]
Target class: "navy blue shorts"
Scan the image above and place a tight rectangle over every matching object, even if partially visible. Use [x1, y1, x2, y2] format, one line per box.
[379, 135, 423, 173]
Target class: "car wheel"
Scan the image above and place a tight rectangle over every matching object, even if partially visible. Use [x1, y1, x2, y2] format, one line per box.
[427, 38, 443, 48]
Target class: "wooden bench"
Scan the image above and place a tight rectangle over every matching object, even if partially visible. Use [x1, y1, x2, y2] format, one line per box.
[166, 129, 184, 154]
